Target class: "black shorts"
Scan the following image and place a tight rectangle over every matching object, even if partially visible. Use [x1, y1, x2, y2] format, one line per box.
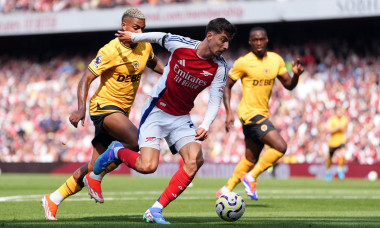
[90, 112, 118, 148]
[242, 115, 276, 142]
[329, 144, 345, 157]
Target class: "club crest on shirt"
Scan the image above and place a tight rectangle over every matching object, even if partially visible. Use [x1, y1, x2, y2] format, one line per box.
[200, 70, 213, 77]
[261, 124, 268, 132]
[132, 61, 139, 70]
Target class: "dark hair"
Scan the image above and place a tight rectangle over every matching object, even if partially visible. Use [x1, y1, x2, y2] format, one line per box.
[205, 18, 237, 38]
[249, 26, 267, 37]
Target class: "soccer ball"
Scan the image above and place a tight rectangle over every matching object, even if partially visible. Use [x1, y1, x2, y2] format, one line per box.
[368, 171, 378, 181]
[215, 192, 245, 222]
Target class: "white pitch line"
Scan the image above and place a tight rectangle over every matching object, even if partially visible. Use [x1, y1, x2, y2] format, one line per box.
[1, 189, 380, 202]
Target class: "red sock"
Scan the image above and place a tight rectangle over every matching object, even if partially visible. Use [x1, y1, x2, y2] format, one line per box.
[158, 167, 193, 208]
[117, 148, 140, 170]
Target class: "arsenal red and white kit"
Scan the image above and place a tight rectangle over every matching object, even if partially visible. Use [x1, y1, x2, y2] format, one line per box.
[131, 32, 228, 153]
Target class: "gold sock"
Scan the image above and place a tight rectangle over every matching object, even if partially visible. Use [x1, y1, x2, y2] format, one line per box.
[338, 156, 345, 168]
[251, 148, 283, 179]
[99, 162, 120, 177]
[226, 156, 254, 191]
[58, 176, 83, 199]
[326, 157, 332, 169]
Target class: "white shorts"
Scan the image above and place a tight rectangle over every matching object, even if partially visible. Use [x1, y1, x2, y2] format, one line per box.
[138, 97, 201, 154]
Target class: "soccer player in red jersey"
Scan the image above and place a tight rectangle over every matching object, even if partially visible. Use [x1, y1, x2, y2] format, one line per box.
[92, 18, 236, 224]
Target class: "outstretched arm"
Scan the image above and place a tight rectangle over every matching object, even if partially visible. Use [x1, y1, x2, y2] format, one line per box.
[69, 69, 97, 128]
[116, 31, 167, 46]
[223, 77, 237, 132]
[277, 58, 304, 90]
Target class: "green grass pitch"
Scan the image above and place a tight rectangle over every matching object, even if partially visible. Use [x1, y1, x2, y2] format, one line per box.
[0, 174, 379, 227]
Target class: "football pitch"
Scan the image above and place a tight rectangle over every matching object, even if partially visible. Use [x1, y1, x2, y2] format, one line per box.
[0, 174, 379, 227]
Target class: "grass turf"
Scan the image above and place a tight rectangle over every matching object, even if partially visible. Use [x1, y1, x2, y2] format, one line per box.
[0, 174, 379, 227]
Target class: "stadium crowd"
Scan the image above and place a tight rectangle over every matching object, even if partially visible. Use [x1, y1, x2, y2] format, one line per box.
[1, 0, 199, 13]
[0, 38, 379, 165]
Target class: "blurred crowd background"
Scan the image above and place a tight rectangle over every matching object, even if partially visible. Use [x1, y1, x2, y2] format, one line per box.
[1, 0, 212, 13]
[1, 27, 379, 164]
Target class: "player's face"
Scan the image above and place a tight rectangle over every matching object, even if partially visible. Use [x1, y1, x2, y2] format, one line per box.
[121, 17, 146, 33]
[121, 17, 145, 47]
[207, 31, 232, 57]
[249, 30, 268, 59]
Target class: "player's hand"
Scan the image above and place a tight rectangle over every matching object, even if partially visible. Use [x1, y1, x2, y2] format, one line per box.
[225, 113, 235, 133]
[115, 30, 133, 45]
[195, 127, 208, 141]
[292, 58, 304, 76]
[69, 109, 86, 128]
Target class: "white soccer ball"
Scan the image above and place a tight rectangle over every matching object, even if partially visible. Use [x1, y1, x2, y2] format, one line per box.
[368, 171, 378, 181]
[215, 192, 245, 222]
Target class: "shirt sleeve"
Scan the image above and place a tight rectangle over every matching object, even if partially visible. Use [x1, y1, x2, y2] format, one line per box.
[199, 64, 227, 131]
[132, 32, 199, 53]
[228, 57, 245, 81]
[88, 47, 116, 77]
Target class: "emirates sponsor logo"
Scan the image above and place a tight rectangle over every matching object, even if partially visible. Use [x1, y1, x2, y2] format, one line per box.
[173, 64, 207, 89]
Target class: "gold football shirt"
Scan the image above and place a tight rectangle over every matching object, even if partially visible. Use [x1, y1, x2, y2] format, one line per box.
[229, 52, 288, 124]
[88, 38, 154, 116]
[328, 115, 348, 148]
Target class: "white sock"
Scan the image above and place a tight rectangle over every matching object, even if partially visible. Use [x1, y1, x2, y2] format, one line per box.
[246, 172, 256, 182]
[152, 201, 164, 209]
[90, 172, 103, 181]
[113, 147, 123, 159]
[221, 186, 230, 194]
[49, 190, 64, 205]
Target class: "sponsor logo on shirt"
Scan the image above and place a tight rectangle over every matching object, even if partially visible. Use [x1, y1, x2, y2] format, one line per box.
[178, 59, 185, 67]
[95, 55, 103, 64]
[173, 64, 207, 89]
[145, 137, 156, 142]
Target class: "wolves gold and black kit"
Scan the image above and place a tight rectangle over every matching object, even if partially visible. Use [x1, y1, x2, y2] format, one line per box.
[88, 38, 154, 146]
[229, 52, 287, 140]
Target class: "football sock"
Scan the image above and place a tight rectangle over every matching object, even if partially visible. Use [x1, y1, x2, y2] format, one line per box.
[49, 190, 63, 205]
[338, 156, 345, 168]
[158, 167, 193, 208]
[90, 172, 103, 181]
[220, 186, 231, 194]
[226, 156, 254, 191]
[117, 148, 140, 170]
[326, 157, 332, 169]
[98, 162, 120, 177]
[152, 201, 164, 209]
[250, 148, 283, 179]
[56, 176, 83, 205]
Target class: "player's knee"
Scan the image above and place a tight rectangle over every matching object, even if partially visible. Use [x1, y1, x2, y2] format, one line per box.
[139, 162, 158, 174]
[277, 142, 287, 154]
[184, 157, 204, 174]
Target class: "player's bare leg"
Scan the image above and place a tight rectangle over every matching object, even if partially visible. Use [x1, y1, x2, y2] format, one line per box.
[85, 113, 139, 202]
[242, 130, 286, 200]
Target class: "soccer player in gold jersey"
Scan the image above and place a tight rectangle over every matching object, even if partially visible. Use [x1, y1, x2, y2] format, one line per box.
[41, 8, 164, 220]
[325, 107, 348, 181]
[216, 27, 304, 200]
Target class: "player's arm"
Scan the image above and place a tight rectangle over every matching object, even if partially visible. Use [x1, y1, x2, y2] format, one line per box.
[146, 55, 164, 75]
[69, 69, 97, 128]
[277, 58, 304, 90]
[223, 77, 237, 132]
[116, 31, 168, 47]
[196, 67, 227, 141]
